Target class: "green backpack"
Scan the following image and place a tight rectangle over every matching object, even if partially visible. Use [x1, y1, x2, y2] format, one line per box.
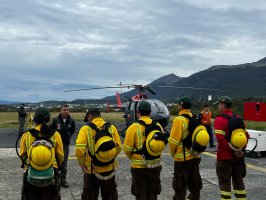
[26, 129, 56, 187]
[27, 166, 54, 187]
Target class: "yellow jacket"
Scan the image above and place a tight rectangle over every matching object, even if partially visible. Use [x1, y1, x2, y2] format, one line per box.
[123, 116, 164, 168]
[168, 109, 200, 162]
[19, 124, 64, 169]
[75, 117, 122, 174]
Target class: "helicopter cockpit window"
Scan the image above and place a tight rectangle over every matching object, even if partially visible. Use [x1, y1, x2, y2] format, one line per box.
[146, 99, 170, 128]
[151, 100, 169, 115]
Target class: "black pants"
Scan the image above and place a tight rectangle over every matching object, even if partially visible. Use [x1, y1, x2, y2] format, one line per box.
[131, 166, 162, 200]
[204, 124, 214, 146]
[21, 169, 61, 200]
[172, 158, 202, 200]
[81, 171, 118, 200]
[60, 143, 69, 183]
[216, 158, 246, 199]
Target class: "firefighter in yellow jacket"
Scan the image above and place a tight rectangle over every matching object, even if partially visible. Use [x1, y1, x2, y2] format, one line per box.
[19, 107, 64, 200]
[123, 101, 166, 200]
[168, 96, 203, 200]
[75, 108, 122, 200]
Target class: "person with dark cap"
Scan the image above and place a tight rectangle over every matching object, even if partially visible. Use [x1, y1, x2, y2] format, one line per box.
[168, 96, 203, 200]
[75, 108, 122, 200]
[213, 96, 249, 200]
[123, 100, 166, 200]
[52, 104, 75, 188]
[18, 103, 27, 134]
[19, 107, 64, 200]
[198, 104, 216, 148]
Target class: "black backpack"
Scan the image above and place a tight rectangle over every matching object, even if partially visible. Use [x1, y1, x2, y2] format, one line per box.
[218, 113, 245, 142]
[87, 122, 116, 166]
[136, 120, 168, 160]
[181, 114, 207, 154]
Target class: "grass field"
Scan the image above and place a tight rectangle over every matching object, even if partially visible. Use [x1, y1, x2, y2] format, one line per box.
[1, 112, 266, 131]
[0, 112, 125, 128]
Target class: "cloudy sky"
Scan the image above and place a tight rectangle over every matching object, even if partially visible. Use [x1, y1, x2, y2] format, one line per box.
[1, 0, 266, 102]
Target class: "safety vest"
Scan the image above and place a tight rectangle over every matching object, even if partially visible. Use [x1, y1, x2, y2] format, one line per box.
[200, 110, 211, 125]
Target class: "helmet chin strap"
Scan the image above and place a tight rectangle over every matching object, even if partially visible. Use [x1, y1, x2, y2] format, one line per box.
[228, 142, 242, 152]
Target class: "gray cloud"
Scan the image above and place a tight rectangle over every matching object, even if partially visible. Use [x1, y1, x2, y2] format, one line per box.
[1, 0, 266, 102]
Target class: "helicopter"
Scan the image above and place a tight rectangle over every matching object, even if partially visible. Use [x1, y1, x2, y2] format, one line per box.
[118, 84, 230, 130]
[117, 84, 170, 134]
[64, 83, 171, 135]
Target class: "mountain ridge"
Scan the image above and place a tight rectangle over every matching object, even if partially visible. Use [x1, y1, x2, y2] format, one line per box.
[3, 57, 266, 105]
[207, 57, 266, 71]
[105, 56, 266, 101]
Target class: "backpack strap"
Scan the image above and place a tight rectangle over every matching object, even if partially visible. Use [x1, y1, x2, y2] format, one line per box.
[217, 113, 231, 119]
[89, 122, 113, 142]
[180, 114, 193, 138]
[102, 122, 112, 137]
[181, 114, 191, 120]
[89, 122, 112, 132]
[28, 128, 40, 138]
[85, 123, 96, 158]
[28, 129, 55, 146]
[137, 119, 160, 140]
[137, 120, 147, 127]
[138, 120, 162, 136]
[180, 114, 192, 162]
[134, 120, 155, 154]
[88, 123, 100, 132]
[216, 113, 233, 141]
[103, 122, 112, 130]
[133, 120, 146, 154]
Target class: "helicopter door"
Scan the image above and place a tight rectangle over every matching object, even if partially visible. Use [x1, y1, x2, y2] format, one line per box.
[124, 101, 136, 127]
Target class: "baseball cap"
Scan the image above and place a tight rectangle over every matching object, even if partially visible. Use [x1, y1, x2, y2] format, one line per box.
[34, 107, 51, 123]
[138, 101, 151, 111]
[177, 96, 192, 109]
[84, 107, 101, 122]
[213, 96, 232, 107]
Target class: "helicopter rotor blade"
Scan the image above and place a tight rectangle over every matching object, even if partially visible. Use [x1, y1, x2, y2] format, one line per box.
[117, 83, 136, 87]
[64, 83, 158, 97]
[158, 86, 230, 91]
[122, 84, 156, 95]
[145, 86, 156, 95]
[64, 86, 129, 92]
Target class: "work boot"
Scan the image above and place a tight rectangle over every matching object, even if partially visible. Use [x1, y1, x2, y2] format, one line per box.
[60, 181, 69, 188]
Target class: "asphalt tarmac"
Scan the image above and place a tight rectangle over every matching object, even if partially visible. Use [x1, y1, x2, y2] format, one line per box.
[1, 122, 266, 200]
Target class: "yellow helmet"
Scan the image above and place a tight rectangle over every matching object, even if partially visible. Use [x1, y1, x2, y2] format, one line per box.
[95, 136, 117, 163]
[29, 145, 55, 170]
[192, 125, 210, 146]
[146, 130, 166, 157]
[230, 129, 247, 149]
